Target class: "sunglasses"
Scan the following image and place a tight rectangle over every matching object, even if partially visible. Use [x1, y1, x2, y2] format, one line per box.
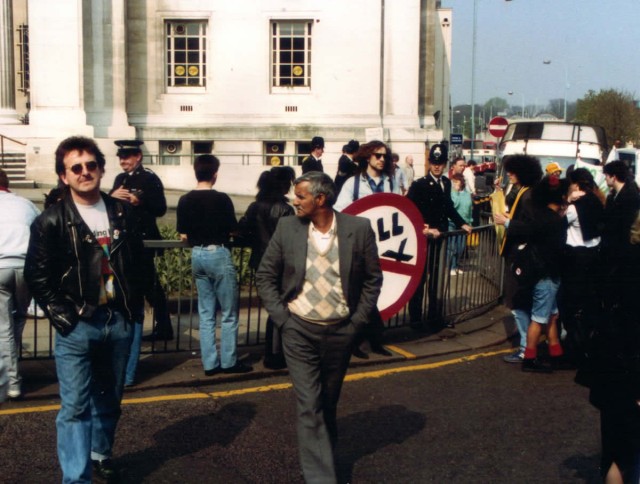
[68, 161, 99, 175]
[373, 153, 386, 160]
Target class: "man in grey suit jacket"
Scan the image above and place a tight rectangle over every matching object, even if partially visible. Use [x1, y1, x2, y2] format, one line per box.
[256, 172, 382, 484]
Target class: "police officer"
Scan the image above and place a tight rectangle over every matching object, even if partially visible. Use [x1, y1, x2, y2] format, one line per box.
[110, 140, 173, 344]
[301, 136, 324, 173]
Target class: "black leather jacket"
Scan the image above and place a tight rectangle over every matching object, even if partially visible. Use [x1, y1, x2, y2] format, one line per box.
[25, 192, 147, 335]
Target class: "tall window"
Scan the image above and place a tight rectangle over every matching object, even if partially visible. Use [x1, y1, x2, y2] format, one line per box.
[166, 20, 207, 89]
[271, 21, 312, 89]
[16, 24, 29, 94]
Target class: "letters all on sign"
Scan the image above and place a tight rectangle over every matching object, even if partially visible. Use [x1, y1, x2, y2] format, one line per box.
[343, 194, 426, 319]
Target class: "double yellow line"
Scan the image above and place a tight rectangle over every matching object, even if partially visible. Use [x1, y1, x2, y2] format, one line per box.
[0, 348, 512, 416]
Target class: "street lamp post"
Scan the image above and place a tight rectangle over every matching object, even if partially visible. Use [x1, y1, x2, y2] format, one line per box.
[543, 59, 569, 121]
[470, 0, 478, 161]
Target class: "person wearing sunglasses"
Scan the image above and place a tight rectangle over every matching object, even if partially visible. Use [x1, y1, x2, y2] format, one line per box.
[333, 140, 400, 359]
[25, 136, 148, 483]
[333, 140, 400, 212]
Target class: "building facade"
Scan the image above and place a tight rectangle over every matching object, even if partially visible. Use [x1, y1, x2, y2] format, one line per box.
[1, 0, 452, 193]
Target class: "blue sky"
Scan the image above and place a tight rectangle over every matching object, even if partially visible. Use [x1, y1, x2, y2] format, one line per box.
[441, 0, 640, 109]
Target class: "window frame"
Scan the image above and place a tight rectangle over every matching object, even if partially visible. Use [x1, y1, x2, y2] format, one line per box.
[270, 20, 312, 93]
[165, 19, 208, 93]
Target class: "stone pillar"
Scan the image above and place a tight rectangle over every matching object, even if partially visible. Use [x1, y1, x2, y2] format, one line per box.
[84, 0, 134, 138]
[27, 0, 92, 136]
[0, 1, 20, 124]
[381, 0, 422, 129]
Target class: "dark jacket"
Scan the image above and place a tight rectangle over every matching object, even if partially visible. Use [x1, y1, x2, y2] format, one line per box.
[406, 174, 467, 232]
[573, 190, 604, 243]
[25, 193, 146, 335]
[301, 156, 323, 174]
[577, 241, 640, 405]
[110, 163, 167, 241]
[334, 154, 357, 192]
[255, 211, 382, 330]
[239, 198, 294, 269]
[601, 181, 640, 260]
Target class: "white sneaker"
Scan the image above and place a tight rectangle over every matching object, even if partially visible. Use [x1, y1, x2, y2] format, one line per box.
[8, 388, 21, 399]
[450, 269, 457, 276]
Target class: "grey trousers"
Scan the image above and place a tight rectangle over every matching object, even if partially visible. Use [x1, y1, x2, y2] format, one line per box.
[283, 315, 357, 484]
[0, 267, 30, 391]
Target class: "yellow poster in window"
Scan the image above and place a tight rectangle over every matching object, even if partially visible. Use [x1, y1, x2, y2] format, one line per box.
[175, 65, 186, 76]
[188, 66, 199, 76]
[292, 65, 303, 76]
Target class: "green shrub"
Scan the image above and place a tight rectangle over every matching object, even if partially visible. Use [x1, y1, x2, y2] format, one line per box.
[155, 225, 193, 296]
[155, 225, 254, 295]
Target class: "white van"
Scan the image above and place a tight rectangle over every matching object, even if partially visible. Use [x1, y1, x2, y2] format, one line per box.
[498, 121, 607, 174]
[616, 148, 640, 186]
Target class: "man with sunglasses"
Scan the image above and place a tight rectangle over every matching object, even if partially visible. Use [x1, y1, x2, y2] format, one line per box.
[333, 140, 401, 212]
[25, 136, 147, 483]
[110, 140, 173, 345]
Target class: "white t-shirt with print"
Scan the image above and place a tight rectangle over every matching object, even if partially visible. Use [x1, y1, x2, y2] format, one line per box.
[75, 198, 115, 304]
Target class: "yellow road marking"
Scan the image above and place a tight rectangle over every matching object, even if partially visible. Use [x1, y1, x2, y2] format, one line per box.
[0, 348, 513, 416]
[385, 345, 417, 359]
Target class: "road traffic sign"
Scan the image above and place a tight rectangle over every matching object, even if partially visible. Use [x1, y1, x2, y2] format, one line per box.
[488, 116, 509, 138]
[342, 193, 427, 319]
[450, 133, 463, 145]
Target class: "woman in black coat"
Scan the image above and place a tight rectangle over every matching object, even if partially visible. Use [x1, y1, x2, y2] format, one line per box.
[240, 167, 295, 369]
[576, 213, 640, 483]
[560, 168, 605, 365]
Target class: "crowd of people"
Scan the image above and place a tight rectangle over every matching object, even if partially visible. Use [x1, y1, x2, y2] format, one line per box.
[494, 154, 640, 483]
[1, 133, 639, 483]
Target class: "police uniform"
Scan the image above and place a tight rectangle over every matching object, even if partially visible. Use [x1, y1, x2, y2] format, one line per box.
[111, 140, 173, 342]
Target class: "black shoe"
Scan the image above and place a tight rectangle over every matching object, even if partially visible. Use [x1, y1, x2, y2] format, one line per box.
[264, 357, 287, 370]
[204, 367, 222, 377]
[371, 345, 392, 357]
[222, 362, 253, 374]
[522, 358, 552, 373]
[551, 356, 576, 371]
[141, 332, 174, 342]
[92, 459, 119, 482]
[352, 347, 369, 359]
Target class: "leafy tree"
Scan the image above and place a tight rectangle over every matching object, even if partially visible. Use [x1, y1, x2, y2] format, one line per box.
[575, 89, 640, 147]
[483, 97, 509, 116]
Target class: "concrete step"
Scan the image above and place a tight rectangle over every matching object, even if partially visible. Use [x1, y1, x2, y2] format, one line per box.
[9, 179, 36, 188]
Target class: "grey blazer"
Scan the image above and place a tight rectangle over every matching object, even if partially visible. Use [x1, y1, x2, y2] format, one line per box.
[255, 211, 382, 329]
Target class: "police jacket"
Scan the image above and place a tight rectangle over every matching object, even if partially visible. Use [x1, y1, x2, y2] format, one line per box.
[25, 192, 146, 335]
[407, 174, 467, 232]
[111, 163, 166, 240]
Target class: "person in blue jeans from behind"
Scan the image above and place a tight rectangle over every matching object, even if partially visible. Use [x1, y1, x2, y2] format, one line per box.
[176, 155, 252, 375]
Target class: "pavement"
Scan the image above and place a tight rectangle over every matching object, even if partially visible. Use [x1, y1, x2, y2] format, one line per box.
[8, 186, 517, 402]
[14, 305, 516, 402]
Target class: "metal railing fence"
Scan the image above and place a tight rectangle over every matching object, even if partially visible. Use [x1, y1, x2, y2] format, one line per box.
[20, 225, 503, 360]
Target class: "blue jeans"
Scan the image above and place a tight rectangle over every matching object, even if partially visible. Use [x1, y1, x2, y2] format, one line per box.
[125, 321, 143, 386]
[0, 267, 29, 394]
[511, 309, 530, 349]
[447, 233, 466, 270]
[531, 277, 560, 324]
[192, 246, 239, 371]
[54, 307, 132, 484]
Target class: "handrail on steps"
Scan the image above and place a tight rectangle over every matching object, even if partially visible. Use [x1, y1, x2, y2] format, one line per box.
[0, 133, 27, 168]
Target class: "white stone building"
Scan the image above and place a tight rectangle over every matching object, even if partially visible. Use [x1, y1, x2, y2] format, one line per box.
[0, 0, 452, 194]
